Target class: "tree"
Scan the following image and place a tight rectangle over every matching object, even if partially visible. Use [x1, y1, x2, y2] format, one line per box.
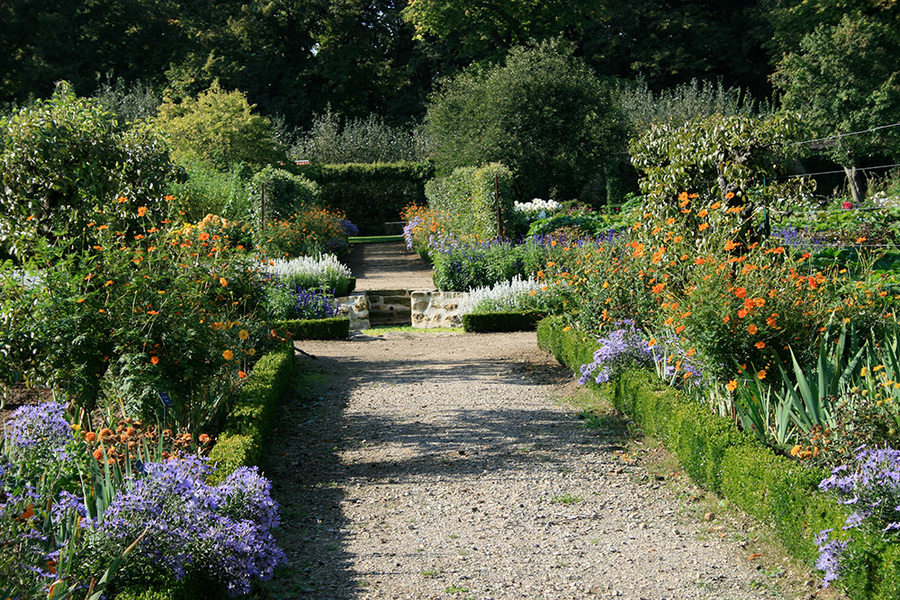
[0, 82, 174, 258]
[155, 82, 287, 170]
[424, 39, 627, 203]
[771, 11, 900, 203]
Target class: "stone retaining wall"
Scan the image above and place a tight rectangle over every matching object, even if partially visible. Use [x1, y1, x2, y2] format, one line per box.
[335, 290, 470, 330]
[411, 291, 468, 328]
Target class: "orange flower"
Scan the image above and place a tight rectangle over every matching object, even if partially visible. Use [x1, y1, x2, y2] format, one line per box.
[757, 369, 767, 380]
[238, 370, 247, 379]
[238, 329, 250, 340]
[84, 431, 97, 443]
[737, 308, 748, 318]
[198, 232, 210, 241]
[223, 349, 234, 361]
[747, 324, 758, 334]
[755, 341, 766, 349]
[137, 206, 147, 217]
[219, 277, 228, 287]
[698, 223, 710, 231]
[734, 287, 747, 299]
[648, 339, 657, 347]
[651, 283, 665, 294]
[675, 325, 685, 334]
[92, 448, 104, 461]
[150, 356, 160, 365]
[723, 315, 731, 323]
[727, 380, 738, 392]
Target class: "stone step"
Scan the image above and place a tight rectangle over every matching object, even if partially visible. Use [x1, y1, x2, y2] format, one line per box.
[365, 290, 412, 326]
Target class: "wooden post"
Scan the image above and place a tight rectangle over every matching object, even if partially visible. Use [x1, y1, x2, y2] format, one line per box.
[494, 174, 504, 240]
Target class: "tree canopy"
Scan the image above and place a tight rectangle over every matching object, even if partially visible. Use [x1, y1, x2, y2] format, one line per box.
[425, 39, 627, 203]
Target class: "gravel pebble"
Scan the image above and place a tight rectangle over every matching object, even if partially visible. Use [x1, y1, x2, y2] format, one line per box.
[265, 331, 800, 600]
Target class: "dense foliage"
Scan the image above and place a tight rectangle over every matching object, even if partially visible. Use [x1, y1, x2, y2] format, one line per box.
[425, 39, 627, 203]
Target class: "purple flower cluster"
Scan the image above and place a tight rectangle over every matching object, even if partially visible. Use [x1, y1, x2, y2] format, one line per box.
[292, 285, 337, 320]
[87, 456, 284, 596]
[579, 321, 655, 385]
[4, 400, 72, 461]
[814, 529, 849, 586]
[815, 446, 900, 586]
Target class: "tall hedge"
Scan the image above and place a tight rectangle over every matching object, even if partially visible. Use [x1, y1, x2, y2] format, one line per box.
[425, 163, 515, 241]
[297, 162, 432, 235]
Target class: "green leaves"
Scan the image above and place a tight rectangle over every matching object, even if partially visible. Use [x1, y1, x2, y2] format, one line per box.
[425, 38, 627, 202]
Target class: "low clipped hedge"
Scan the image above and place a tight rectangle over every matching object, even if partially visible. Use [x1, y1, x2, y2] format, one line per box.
[274, 316, 350, 340]
[536, 316, 900, 599]
[462, 310, 545, 332]
[208, 343, 296, 483]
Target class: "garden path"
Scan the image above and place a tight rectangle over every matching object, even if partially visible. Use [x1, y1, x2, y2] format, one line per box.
[345, 241, 435, 291]
[265, 331, 828, 600]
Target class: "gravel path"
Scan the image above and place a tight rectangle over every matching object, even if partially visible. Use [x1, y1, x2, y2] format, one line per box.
[345, 242, 435, 291]
[265, 331, 819, 600]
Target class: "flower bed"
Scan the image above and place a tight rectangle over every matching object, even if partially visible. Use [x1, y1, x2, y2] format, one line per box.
[537, 316, 900, 599]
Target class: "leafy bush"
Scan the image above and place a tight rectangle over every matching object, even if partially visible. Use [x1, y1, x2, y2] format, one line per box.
[425, 163, 516, 242]
[248, 166, 321, 225]
[155, 82, 286, 170]
[461, 311, 544, 332]
[0, 210, 272, 431]
[425, 38, 627, 202]
[166, 156, 253, 222]
[0, 82, 175, 258]
[275, 316, 349, 340]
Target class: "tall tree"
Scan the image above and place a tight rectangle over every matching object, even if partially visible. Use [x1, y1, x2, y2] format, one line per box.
[425, 39, 627, 202]
[771, 9, 900, 203]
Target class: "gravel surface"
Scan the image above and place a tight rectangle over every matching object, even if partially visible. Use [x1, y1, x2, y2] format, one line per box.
[265, 330, 825, 600]
[345, 242, 435, 291]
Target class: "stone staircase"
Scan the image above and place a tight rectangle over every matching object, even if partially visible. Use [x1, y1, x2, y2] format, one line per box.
[365, 289, 412, 326]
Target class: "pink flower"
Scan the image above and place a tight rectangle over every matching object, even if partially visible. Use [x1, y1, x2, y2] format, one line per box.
[842, 201, 853, 209]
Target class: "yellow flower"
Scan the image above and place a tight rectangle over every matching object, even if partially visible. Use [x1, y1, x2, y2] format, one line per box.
[223, 349, 234, 361]
[219, 277, 228, 287]
[238, 329, 250, 340]
[726, 380, 737, 392]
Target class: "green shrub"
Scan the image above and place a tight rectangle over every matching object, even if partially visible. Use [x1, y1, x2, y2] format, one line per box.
[249, 166, 321, 225]
[425, 38, 627, 202]
[425, 163, 515, 242]
[166, 156, 252, 222]
[0, 82, 174, 258]
[536, 316, 599, 376]
[462, 311, 545, 332]
[275, 317, 350, 340]
[155, 82, 286, 170]
[208, 343, 295, 483]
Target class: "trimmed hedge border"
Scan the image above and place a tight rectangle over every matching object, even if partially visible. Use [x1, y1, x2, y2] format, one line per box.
[462, 310, 545, 332]
[536, 316, 899, 599]
[273, 316, 350, 340]
[207, 343, 297, 483]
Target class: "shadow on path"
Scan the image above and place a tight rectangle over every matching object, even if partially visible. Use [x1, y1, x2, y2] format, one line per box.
[262, 338, 604, 599]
